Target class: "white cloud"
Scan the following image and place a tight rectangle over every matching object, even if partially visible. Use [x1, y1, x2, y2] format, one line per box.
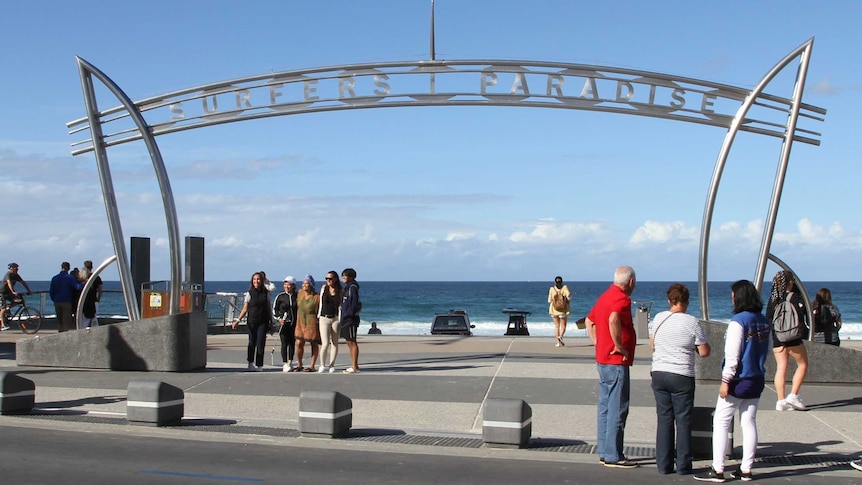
[508, 218, 609, 243]
[212, 236, 244, 247]
[810, 79, 841, 96]
[628, 220, 698, 246]
[3, 142, 861, 282]
[445, 232, 475, 241]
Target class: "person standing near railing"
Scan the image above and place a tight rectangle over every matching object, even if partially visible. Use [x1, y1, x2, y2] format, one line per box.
[50, 262, 83, 333]
[78, 262, 103, 329]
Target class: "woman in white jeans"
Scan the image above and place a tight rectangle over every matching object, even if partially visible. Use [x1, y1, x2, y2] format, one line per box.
[317, 271, 343, 373]
[695, 280, 771, 483]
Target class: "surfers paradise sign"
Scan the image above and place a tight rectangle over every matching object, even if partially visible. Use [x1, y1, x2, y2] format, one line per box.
[69, 59, 823, 154]
[68, 41, 825, 321]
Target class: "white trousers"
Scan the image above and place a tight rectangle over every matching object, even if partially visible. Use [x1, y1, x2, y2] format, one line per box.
[712, 394, 759, 473]
[318, 316, 340, 367]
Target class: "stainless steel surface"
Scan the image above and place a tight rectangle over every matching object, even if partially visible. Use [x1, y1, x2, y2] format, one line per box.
[698, 39, 819, 320]
[75, 255, 117, 329]
[754, 42, 813, 293]
[68, 41, 826, 324]
[75, 57, 182, 317]
[77, 61, 140, 322]
[67, 60, 824, 156]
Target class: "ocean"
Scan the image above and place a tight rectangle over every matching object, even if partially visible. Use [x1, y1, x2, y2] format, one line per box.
[24, 280, 858, 341]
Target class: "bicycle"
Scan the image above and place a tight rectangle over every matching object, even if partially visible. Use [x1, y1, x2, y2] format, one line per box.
[1, 295, 42, 334]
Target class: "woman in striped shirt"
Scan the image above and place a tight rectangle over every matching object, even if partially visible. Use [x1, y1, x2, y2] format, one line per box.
[649, 283, 711, 475]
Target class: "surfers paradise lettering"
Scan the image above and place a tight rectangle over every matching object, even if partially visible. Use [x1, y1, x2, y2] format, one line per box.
[163, 65, 738, 126]
[69, 60, 822, 154]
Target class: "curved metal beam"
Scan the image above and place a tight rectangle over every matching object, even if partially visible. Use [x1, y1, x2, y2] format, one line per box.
[75, 255, 118, 329]
[767, 253, 814, 341]
[76, 57, 182, 316]
[754, 42, 814, 291]
[698, 38, 815, 320]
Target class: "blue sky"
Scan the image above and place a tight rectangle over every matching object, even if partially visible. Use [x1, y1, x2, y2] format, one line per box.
[1, 0, 860, 282]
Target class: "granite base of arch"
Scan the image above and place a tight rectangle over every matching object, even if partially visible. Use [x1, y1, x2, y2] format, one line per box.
[15, 311, 207, 372]
[695, 320, 862, 384]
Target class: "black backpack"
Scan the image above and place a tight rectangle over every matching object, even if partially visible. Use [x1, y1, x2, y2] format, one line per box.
[815, 304, 836, 332]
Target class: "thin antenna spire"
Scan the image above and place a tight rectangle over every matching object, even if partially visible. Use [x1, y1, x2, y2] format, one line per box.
[430, 0, 436, 61]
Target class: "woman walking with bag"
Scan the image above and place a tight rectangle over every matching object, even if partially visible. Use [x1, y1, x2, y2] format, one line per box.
[548, 276, 571, 347]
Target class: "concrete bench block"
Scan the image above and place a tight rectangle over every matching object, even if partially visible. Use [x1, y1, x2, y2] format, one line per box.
[691, 406, 733, 459]
[483, 398, 532, 448]
[127, 380, 184, 427]
[299, 390, 352, 438]
[17, 311, 207, 372]
[0, 372, 35, 415]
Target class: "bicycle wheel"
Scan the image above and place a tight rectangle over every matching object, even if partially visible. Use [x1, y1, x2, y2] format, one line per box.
[17, 306, 42, 334]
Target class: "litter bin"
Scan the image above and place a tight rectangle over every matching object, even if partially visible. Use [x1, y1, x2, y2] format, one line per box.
[691, 406, 734, 459]
[633, 301, 652, 338]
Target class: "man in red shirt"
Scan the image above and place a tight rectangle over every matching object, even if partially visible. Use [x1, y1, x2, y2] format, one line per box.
[586, 265, 638, 469]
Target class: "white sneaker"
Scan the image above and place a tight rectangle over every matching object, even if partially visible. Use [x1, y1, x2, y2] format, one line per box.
[318, 366, 328, 373]
[255, 365, 263, 372]
[328, 366, 336, 373]
[247, 363, 256, 371]
[283, 363, 291, 373]
[775, 399, 793, 411]
[786, 393, 806, 411]
[0, 324, 10, 331]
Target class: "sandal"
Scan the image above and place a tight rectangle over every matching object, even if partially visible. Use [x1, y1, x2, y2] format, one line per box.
[290, 366, 303, 373]
[303, 367, 314, 372]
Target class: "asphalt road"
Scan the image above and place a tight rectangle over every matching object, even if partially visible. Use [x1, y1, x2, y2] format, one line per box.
[1, 423, 860, 485]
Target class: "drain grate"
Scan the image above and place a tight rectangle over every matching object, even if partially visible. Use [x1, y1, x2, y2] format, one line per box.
[757, 454, 855, 468]
[349, 433, 484, 448]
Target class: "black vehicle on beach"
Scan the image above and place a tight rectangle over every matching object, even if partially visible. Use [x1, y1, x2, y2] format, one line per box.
[430, 310, 474, 336]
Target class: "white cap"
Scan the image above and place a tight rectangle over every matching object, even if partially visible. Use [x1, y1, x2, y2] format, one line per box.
[283, 276, 296, 284]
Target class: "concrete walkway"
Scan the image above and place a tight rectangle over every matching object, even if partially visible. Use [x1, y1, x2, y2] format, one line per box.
[1, 330, 861, 480]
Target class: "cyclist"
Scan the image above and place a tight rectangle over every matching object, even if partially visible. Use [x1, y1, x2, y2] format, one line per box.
[2, 262, 32, 331]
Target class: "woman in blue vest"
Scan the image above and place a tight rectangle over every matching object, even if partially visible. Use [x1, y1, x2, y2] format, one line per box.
[695, 280, 771, 483]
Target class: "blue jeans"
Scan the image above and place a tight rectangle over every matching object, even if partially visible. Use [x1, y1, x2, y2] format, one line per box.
[651, 371, 695, 474]
[597, 363, 630, 462]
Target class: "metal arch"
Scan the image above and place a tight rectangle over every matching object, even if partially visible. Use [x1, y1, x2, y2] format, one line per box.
[697, 39, 815, 320]
[75, 255, 117, 329]
[66, 59, 825, 155]
[75, 57, 182, 318]
[69, 47, 825, 322]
